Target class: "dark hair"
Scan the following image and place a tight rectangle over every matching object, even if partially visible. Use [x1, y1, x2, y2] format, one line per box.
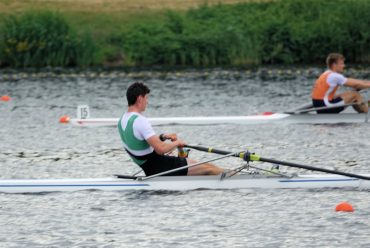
[126, 82, 150, 106]
[326, 53, 345, 68]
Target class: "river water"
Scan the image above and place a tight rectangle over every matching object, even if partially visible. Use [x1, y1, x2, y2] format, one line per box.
[1, 68, 370, 247]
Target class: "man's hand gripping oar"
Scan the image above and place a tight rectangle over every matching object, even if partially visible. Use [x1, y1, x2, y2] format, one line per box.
[185, 145, 370, 180]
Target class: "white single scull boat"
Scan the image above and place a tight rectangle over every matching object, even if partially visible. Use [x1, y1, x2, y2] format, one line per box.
[3, 145, 369, 194]
[1, 173, 369, 194]
[64, 112, 369, 127]
[59, 104, 370, 127]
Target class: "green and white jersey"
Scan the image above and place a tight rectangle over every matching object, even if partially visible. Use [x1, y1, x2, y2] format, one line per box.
[118, 112, 155, 164]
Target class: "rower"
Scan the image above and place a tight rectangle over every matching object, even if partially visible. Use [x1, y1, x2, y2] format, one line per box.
[118, 82, 224, 176]
[311, 53, 370, 113]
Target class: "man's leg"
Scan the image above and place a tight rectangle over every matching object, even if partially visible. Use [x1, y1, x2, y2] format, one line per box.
[339, 91, 368, 113]
[186, 158, 224, 175]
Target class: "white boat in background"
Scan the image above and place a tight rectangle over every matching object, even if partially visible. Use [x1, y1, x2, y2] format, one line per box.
[63, 112, 369, 127]
[1, 173, 369, 194]
[59, 104, 370, 127]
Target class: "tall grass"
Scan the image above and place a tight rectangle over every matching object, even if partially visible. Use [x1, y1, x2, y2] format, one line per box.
[122, 5, 262, 66]
[0, 11, 96, 67]
[257, 0, 370, 64]
[2, 0, 370, 68]
[121, 0, 370, 66]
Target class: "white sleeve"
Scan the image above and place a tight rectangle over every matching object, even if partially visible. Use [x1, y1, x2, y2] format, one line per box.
[327, 72, 347, 86]
[135, 116, 156, 140]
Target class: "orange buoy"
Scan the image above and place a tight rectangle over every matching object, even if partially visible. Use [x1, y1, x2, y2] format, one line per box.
[0, 95, 11, 101]
[59, 115, 70, 123]
[335, 202, 354, 212]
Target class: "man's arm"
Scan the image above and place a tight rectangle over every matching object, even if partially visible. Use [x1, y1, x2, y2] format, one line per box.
[160, 133, 178, 141]
[344, 78, 370, 90]
[146, 135, 185, 155]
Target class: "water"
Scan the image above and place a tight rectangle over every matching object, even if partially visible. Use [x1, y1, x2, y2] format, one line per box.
[1, 68, 370, 247]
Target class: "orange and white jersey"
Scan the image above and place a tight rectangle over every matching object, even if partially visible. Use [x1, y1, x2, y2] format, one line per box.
[311, 70, 347, 105]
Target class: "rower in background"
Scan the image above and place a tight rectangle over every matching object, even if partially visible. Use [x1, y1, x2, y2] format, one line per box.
[118, 82, 224, 176]
[311, 53, 370, 113]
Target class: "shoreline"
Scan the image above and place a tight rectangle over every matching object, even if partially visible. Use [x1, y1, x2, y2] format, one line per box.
[2, 65, 370, 81]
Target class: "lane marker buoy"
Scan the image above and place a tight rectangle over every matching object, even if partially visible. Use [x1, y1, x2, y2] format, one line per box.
[59, 115, 70, 123]
[1, 95, 11, 102]
[335, 202, 354, 212]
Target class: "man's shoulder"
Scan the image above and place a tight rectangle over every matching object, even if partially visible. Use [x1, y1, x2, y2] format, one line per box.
[327, 71, 347, 85]
[121, 112, 149, 126]
[124, 112, 147, 120]
[327, 71, 346, 80]
[134, 113, 149, 122]
[317, 70, 331, 78]
[131, 113, 152, 128]
[329, 71, 344, 76]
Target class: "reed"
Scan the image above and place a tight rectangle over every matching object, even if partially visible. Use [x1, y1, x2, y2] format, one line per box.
[2, 0, 370, 68]
[0, 10, 96, 67]
[121, 0, 370, 66]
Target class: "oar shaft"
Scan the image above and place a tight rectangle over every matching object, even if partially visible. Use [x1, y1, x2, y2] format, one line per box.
[185, 145, 257, 161]
[187, 145, 370, 181]
[259, 157, 370, 180]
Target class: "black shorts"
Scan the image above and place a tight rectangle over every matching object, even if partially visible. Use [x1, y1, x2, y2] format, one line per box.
[312, 97, 345, 114]
[140, 152, 188, 176]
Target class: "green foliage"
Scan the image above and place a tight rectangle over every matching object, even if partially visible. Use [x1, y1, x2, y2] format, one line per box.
[254, 0, 370, 64]
[2, 0, 370, 68]
[122, 6, 261, 66]
[121, 0, 370, 67]
[0, 11, 96, 67]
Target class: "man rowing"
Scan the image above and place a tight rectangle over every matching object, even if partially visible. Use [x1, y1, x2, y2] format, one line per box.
[311, 53, 370, 113]
[118, 82, 224, 176]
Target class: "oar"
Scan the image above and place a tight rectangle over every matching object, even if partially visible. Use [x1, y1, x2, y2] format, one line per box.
[185, 145, 370, 180]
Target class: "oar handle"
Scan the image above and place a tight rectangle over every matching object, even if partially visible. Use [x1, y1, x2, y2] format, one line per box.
[185, 145, 234, 155]
[185, 145, 259, 161]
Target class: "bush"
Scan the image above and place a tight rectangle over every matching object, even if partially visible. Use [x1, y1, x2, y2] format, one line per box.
[0, 11, 96, 67]
[2, 0, 370, 68]
[121, 0, 370, 67]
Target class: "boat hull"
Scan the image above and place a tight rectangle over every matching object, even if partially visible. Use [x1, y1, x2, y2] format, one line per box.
[1, 174, 369, 193]
[68, 113, 369, 127]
